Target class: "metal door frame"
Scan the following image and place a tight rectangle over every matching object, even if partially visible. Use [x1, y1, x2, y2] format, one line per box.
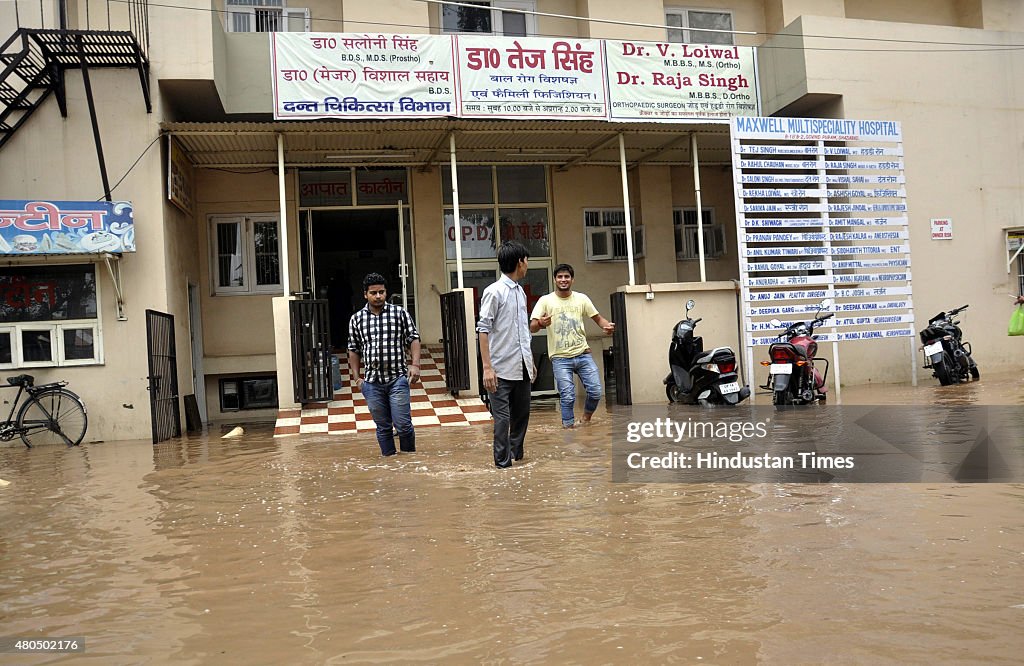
[299, 201, 417, 323]
[290, 298, 333, 403]
[146, 309, 182, 443]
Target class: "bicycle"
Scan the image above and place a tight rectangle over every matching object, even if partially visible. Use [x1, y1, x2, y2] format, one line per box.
[0, 374, 88, 448]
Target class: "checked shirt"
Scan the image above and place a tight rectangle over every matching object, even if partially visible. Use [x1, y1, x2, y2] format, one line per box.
[347, 303, 420, 384]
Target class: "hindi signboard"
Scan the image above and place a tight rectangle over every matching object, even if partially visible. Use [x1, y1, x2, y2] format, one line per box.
[167, 136, 194, 215]
[455, 36, 607, 120]
[0, 200, 135, 254]
[270, 33, 762, 122]
[271, 33, 456, 119]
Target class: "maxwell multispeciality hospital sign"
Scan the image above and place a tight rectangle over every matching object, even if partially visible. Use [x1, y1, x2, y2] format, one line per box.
[271, 33, 759, 122]
[0, 200, 136, 255]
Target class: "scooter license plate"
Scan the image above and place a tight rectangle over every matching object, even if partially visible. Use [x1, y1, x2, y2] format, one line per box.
[769, 363, 793, 375]
[923, 341, 943, 356]
[719, 381, 740, 394]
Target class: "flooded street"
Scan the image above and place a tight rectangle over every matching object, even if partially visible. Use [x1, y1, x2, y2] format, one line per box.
[1, 374, 1023, 664]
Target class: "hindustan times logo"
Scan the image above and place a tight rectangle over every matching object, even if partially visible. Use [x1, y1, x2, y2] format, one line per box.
[625, 417, 769, 444]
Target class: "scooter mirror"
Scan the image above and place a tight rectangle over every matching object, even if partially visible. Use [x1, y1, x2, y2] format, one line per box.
[769, 318, 783, 328]
[685, 299, 695, 311]
[820, 298, 834, 309]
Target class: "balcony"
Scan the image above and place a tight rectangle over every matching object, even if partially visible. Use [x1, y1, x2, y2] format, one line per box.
[0, 0, 150, 149]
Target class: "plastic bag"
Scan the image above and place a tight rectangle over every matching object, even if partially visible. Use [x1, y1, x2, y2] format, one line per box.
[1009, 306, 1024, 336]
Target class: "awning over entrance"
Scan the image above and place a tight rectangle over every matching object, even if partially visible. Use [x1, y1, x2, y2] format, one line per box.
[161, 119, 732, 170]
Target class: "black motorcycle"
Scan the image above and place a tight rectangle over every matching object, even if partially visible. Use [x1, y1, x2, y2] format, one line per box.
[664, 299, 751, 405]
[919, 304, 979, 385]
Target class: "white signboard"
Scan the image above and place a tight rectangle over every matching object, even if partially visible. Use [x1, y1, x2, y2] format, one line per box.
[271, 33, 456, 119]
[271, 32, 761, 122]
[455, 36, 607, 119]
[604, 40, 759, 121]
[732, 117, 901, 142]
[930, 218, 953, 240]
[730, 116, 915, 397]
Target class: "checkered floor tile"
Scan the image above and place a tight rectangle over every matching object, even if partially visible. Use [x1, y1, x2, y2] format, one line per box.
[274, 345, 491, 436]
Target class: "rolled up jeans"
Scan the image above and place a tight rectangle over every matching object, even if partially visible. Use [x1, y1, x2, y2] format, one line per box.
[551, 353, 602, 426]
[360, 375, 414, 455]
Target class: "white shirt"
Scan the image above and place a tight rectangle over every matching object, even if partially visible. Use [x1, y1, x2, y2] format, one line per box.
[476, 274, 535, 381]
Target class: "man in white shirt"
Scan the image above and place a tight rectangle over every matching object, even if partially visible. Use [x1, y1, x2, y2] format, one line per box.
[477, 241, 536, 468]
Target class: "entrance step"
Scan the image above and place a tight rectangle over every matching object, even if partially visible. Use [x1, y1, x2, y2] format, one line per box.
[274, 345, 490, 436]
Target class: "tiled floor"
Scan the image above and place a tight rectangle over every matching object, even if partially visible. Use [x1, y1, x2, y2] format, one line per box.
[274, 346, 491, 437]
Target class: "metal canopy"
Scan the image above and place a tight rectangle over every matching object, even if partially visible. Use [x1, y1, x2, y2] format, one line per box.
[161, 118, 733, 170]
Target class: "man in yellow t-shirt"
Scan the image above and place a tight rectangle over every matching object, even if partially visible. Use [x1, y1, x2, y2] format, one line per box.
[530, 263, 615, 428]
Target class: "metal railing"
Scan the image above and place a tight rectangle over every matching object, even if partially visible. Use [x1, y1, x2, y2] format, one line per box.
[289, 299, 333, 403]
[440, 291, 471, 393]
[609, 292, 631, 405]
[11, 0, 149, 61]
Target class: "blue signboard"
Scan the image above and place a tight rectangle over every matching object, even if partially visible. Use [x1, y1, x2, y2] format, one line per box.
[0, 200, 135, 255]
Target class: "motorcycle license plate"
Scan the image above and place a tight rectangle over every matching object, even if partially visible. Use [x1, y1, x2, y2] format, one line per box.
[923, 341, 943, 356]
[769, 363, 793, 375]
[719, 381, 740, 394]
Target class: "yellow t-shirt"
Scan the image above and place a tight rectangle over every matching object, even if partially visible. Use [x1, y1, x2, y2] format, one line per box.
[531, 291, 599, 359]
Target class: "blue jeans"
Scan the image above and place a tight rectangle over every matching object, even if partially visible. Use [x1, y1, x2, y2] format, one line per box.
[360, 376, 414, 456]
[551, 353, 602, 426]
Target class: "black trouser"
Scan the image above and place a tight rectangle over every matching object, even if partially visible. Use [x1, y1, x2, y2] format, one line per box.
[490, 367, 532, 468]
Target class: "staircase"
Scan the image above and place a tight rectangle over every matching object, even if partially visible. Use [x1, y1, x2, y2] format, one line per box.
[0, 28, 150, 150]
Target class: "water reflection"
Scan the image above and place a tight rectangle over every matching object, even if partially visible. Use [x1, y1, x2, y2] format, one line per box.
[0, 376, 1021, 663]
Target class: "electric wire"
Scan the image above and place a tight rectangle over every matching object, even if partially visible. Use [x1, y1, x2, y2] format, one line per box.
[100, 133, 161, 201]
[103, 0, 1024, 53]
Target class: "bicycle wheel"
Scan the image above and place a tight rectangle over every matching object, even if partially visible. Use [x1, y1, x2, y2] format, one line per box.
[17, 388, 88, 448]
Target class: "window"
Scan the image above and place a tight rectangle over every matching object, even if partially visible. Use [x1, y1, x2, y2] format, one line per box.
[584, 209, 645, 261]
[1018, 253, 1024, 297]
[665, 7, 734, 45]
[226, 0, 309, 33]
[441, 0, 536, 36]
[0, 264, 101, 368]
[211, 215, 282, 295]
[220, 376, 278, 411]
[442, 165, 550, 260]
[674, 208, 726, 260]
[1008, 230, 1024, 295]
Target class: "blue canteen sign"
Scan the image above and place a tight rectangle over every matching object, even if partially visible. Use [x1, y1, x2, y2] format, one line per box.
[0, 200, 135, 255]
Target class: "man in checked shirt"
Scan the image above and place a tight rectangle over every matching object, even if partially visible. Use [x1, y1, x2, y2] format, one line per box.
[347, 272, 421, 456]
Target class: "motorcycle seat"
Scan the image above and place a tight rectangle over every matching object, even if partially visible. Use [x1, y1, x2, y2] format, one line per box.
[769, 341, 810, 360]
[693, 347, 736, 366]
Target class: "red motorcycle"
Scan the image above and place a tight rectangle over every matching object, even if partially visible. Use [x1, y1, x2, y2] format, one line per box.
[760, 300, 833, 407]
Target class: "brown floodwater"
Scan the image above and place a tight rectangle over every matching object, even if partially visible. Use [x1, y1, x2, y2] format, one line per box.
[1, 373, 1023, 664]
